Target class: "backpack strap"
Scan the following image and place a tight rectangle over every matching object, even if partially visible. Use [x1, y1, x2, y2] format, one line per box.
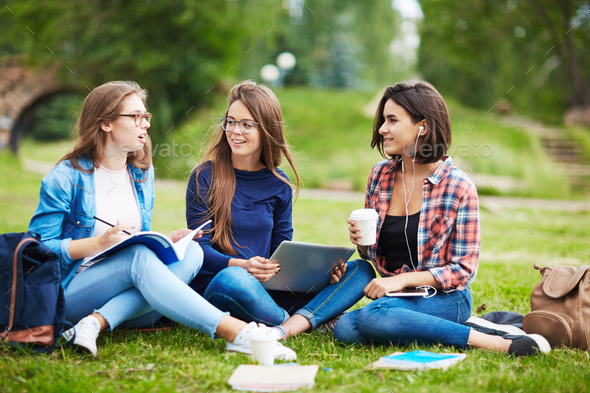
[543, 265, 590, 298]
[0, 237, 39, 341]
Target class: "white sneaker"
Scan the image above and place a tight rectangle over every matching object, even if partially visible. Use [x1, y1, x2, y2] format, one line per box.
[257, 323, 287, 340]
[62, 316, 100, 356]
[226, 322, 297, 361]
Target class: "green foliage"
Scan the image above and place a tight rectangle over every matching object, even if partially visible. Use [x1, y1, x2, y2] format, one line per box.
[0, 0, 280, 141]
[232, 0, 399, 88]
[418, 0, 589, 120]
[27, 94, 84, 141]
[0, 0, 400, 152]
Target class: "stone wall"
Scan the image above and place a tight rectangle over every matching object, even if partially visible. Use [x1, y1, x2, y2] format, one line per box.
[0, 56, 63, 149]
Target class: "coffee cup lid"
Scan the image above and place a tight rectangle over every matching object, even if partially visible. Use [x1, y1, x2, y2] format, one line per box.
[350, 208, 379, 220]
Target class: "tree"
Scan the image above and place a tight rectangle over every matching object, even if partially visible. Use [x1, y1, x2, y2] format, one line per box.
[0, 0, 279, 140]
[236, 0, 398, 88]
[418, 0, 589, 118]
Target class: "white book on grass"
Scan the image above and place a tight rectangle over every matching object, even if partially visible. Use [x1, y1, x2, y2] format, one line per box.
[83, 220, 211, 266]
[369, 350, 466, 371]
[228, 365, 319, 392]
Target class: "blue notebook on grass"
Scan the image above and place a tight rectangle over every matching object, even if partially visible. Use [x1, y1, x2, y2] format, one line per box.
[370, 350, 466, 371]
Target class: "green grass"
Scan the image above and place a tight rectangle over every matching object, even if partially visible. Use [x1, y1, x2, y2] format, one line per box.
[18, 138, 76, 165]
[2, 148, 590, 392]
[155, 88, 573, 198]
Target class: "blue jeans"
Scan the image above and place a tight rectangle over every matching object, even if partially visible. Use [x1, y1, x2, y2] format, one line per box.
[334, 287, 473, 348]
[64, 242, 227, 338]
[203, 259, 376, 328]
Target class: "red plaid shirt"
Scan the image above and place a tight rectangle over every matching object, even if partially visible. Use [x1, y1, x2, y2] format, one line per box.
[364, 156, 480, 292]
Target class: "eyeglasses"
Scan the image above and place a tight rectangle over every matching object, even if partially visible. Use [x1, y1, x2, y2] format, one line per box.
[119, 112, 152, 126]
[221, 118, 259, 134]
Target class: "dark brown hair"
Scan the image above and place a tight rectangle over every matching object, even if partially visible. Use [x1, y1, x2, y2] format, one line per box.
[371, 81, 451, 164]
[59, 81, 152, 179]
[190, 80, 300, 254]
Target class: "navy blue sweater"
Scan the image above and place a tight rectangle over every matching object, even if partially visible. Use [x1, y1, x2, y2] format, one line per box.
[186, 161, 293, 276]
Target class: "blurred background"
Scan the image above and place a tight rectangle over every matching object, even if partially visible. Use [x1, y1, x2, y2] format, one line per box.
[1, 0, 589, 199]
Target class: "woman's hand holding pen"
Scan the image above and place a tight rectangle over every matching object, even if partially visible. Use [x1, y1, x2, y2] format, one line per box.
[99, 219, 134, 250]
[68, 219, 132, 260]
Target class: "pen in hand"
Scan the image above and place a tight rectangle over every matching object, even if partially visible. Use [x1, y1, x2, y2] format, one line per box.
[93, 216, 132, 235]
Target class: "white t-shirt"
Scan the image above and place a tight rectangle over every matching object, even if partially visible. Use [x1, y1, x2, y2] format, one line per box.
[77, 165, 143, 271]
[93, 164, 143, 237]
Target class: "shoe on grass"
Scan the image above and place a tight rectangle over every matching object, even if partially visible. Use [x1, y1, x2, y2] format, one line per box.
[226, 322, 297, 361]
[465, 316, 527, 336]
[317, 312, 346, 334]
[62, 316, 100, 356]
[504, 334, 551, 356]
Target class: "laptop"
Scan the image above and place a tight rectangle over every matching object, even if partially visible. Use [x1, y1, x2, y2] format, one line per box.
[261, 241, 355, 294]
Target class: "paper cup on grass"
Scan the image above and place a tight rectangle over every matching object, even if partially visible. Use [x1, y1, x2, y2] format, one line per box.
[350, 208, 379, 246]
[248, 327, 279, 366]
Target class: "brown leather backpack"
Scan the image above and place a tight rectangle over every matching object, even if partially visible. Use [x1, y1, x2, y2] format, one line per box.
[522, 264, 590, 349]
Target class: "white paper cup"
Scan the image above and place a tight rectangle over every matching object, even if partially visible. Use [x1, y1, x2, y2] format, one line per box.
[350, 208, 379, 246]
[248, 327, 278, 366]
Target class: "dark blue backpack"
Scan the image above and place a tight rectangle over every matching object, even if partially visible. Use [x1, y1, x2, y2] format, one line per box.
[0, 232, 66, 351]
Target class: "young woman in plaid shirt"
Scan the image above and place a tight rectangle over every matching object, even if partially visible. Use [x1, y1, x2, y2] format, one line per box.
[334, 81, 550, 357]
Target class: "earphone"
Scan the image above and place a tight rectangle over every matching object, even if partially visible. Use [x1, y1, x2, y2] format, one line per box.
[399, 123, 437, 297]
[386, 123, 438, 298]
[401, 127, 422, 272]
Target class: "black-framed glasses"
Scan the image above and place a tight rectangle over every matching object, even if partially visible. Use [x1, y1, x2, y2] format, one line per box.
[119, 112, 152, 126]
[221, 118, 259, 134]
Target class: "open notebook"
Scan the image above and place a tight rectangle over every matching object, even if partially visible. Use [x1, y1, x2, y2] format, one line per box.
[81, 220, 211, 268]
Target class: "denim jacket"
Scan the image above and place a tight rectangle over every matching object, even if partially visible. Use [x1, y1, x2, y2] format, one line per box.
[28, 157, 155, 288]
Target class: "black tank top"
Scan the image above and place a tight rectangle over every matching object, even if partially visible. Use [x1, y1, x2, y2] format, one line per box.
[378, 211, 420, 273]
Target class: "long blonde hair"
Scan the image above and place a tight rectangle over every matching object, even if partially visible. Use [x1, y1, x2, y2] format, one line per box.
[190, 80, 300, 254]
[60, 81, 152, 179]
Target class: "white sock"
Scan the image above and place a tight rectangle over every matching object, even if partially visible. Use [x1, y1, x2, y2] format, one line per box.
[82, 315, 102, 332]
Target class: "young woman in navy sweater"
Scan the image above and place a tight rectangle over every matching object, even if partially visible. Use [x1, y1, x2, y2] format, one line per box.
[186, 80, 375, 338]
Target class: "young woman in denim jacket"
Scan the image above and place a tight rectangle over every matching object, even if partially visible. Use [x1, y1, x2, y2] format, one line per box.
[335, 81, 550, 357]
[186, 80, 376, 339]
[28, 81, 295, 360]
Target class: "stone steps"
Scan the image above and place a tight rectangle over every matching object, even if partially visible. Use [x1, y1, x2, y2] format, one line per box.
[503, 117, 590, 194]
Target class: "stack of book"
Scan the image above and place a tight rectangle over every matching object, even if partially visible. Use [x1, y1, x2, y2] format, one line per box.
[227, 365, 319, 392]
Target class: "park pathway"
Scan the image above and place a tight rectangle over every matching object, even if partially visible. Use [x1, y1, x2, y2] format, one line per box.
[22, 158, 590, 212]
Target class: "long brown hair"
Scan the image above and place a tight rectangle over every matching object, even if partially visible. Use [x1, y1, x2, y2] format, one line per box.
[371, 81, 451, 164]
[59, 81, 152, 178]
[191, 80, 300, 254]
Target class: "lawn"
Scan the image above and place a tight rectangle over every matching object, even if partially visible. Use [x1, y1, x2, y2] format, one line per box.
[1, 148, 590, 393]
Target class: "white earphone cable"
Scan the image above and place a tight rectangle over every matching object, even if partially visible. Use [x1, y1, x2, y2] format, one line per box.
[402, 127, 422, 272]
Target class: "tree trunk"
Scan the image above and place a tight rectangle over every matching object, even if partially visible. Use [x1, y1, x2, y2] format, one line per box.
[533, 0, 572, 106]
[560, 0, 585, 106]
